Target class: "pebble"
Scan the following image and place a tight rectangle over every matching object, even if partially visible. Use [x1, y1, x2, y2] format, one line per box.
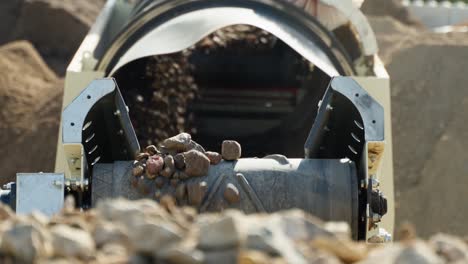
[186, 140, 206, 153]
[129, 219, 183, 255]
[400, 241, 445, 263]
[160, 166, 175, 178]
[98, 243, 128, 260]
[155, 177, 166, 189]
[1, 195, 467, 263]
[222, 140, 242, 161]
[160, 155, 176, 178]
[197, 215, 243, 250]
[162, 133, 192, 152]
[145, 145, 159, 155]
[175, 183, 187, 202]
[159, 246, 204, 264]
[429, 233, 468, 263]
[187, 181, 208, 206]
[1, 223, 53, 262]
[224, 183, 241, 204]
[238, 250, 272, 264]
[174, 153, 186, 169]
[50, 224, 96, 259]
[132, 164, 145, 178]
[0, 203, 14, 220]
[136, 153, 149, 161]
[159, 195, 177, 211]
[184, 150, 210, 177]
[205, 151, 222, 165]
[146, 155, 164, 178]
[312, 238, 368, 263]
[93, 221, 129, 248]
[164, 155, 175, 170]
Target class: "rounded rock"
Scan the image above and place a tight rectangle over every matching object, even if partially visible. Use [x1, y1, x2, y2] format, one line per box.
[205, 151, 222, 165]
[50, 224, 96, 259]
[2, 223, 53, 262]
[164, 155, 175, 170]
[160, 166, 175, 178]
[132, 164, 145, 177]
[161, 155, 176, 178]
[145, 171, 157, 180]
[224, 183, 240, 204]
[185, 140, 206, 153]
[187, 181, 208, 206]
[136, 152, 149, 161]
[155, 177, 167, 189]
[146, 155, 164, 178]
[174, 153, 186, 170]
[221, 140, 241, 161]
[175, 183, 187, 202]
[184, 150, 210, 177]
[162, 133, 192, 152]
[160, 146, 178, 156]
[145, 145, 159, 155]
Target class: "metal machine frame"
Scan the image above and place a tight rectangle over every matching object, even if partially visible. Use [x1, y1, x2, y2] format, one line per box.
[52, 0, 394, 241]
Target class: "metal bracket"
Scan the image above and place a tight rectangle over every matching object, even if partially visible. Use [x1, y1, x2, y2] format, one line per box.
[305, 76, 384, 160]
[304, 76, 387, 241]
[62, 78, 140, 185]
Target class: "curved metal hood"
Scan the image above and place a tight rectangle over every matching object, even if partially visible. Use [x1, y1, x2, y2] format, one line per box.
[97, 0, 357, 77]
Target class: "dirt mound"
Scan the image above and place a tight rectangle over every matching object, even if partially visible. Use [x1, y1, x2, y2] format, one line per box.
[0, 0, 105, 75]
[0, 41, 63, 184]
[361, 0, 423, 26]
[368, 16, 468, 238]
[0, 197, 466, 263]
[0, 0, 107, 182]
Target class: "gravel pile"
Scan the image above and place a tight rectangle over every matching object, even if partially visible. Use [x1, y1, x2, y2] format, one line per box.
[0, 197, 467, 263]
[124, 25, 280, 147]
[196, 25, 277, 53]
[125, 52, 198, 146]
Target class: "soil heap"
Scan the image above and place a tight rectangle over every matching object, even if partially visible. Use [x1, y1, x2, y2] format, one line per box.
[0, 0, 106, 183]
[0, 41, 63, 185]
[0, 0, 106, 75]
[367, 14, 468, 237]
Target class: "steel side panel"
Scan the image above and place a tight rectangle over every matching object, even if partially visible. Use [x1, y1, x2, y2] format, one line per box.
[55, 71, 105, 178]
[16, 173, 65, 216]
[352, 76, 394, 237]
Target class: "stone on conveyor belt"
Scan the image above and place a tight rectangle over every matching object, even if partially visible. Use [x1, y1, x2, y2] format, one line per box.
[184, 150, 210, 178]
[222, 140, 242, 161]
